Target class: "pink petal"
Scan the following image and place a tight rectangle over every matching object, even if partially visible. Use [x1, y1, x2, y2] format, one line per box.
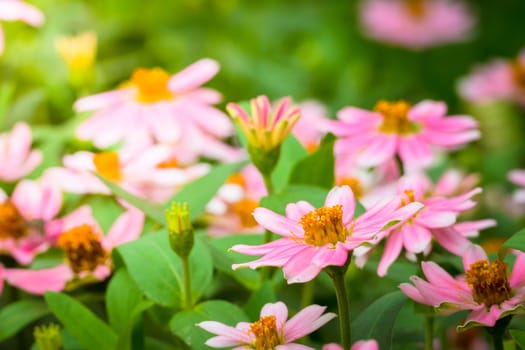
[311, 244, 349, 268]
[285, 201, 316, 222]
[463, 244, 487, 271]
[325, 186, 356, 224]
[260, 302, 288, 327]
[205, 336, 243, 347]
[4, 264, 73, 295]
[283, 247, 323, 283]
[103, 208, 144, 250]
[198, 321, 251, 343]
[432, 227, 471, 256]
[402, 224, 432, 253]
[253, 208, 302, 237]
[0, 1, 44, 26]
[356, 134, 397, 167]
[378, 230, 403, 277]
[415, 210, 456, 228]
[168, 58, 220, 93]
[510, 252, 525, 288]
[351, 340, 379, 350]
[74, 90, 128, 112]
[464, 305, 506, 328]
[399, 283, 427, 304]
[421, 261, 458, 287]
[276, 344, 315, 350]
[284, 305, 336, 342]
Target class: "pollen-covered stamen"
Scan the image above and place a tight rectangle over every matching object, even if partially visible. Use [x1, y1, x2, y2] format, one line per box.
[231, 198, 259, 228]
[338, 177, 364, 199]
[300, 205, 346, 246]
[0, 202, 27, 239]
[57, 224, 107, 274]
[401, 189, 416, 205]
[466, 259, 512, 307]
[511, 61, 525, 92]
[405, 0, 426, 18]
[131, 68, 174, 103]
[374, 100, 416, 135]
[93, 152, 122, 182]
[249, 315, 281, 349]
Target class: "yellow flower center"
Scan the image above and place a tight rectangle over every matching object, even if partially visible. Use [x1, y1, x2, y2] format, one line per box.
[0, 202, 27, 239]
[401, 189, 416, 205]
[249, 315, 281, 349]
[131, 68, 174, 103]
[156, 157, 180, 169]
[57, 224, 107, 274]
[231, 198, 259, 228]
[374, 100, 417, 135]
[337, 177, 364, 199]
[405, 0, 426, 18]
[93, 152, 122, 182]
[465, 259, 512, 307]
[511, 60, 525, 92]
[300, 205, 346, 246]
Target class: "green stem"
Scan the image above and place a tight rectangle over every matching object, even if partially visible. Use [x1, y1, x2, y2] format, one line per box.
[300, 280, 315, 309]
[326, 267, 351, 348]
[181, 256, 192, 309]
[262, 173, 274, 197]
[486, 316, 512, 350]
[491, 331, 504, 350]
[424, 314, 434, 350]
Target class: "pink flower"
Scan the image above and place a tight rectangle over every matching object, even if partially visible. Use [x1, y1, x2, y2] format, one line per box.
[508, 169, 525, 204]
[0, 122, 42, 182]
[205, 165, 267, 236]
[400, 245, 525, 329]
[359, 0, 475, 50]
[293, 100, 330, 152]
[459, 49, 525, 106]
[0, 180, 63, 264]
[198, 301, 336, 349]
[323, 339, 379, 350]
[230, 186, 423, 283]
[74, 59, 236, 160]
[42, 144, 210, 203]
[363, 172, 495, 277]
[3, 205, 144, 294]
[0, 0, 44, 55]
[330, 100, 480, 171]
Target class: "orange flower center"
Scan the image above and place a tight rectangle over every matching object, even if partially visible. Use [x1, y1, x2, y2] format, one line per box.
[465, 259, 512, 307]
[249, 315, 281, 349]
[300, 205, 346, 246]
[156, 157, 180, 169]
[227, 173, 246, 187]
[131, 68, 174, 103]
[337, 177, 364, 199]
[405, 0, 426, 18]
[374, 100, 417, 135]
[93, 152, 122, 182]
[231, 198, 259, 228]
[511, 60, 525, 92]
[0, 202, 27, 239]
[57, 224, 107, 274]
[401, 189, 416, 205]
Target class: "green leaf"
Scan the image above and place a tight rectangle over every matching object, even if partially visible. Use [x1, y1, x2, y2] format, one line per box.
[288, 133, 335, 188]
[207, 234, 263, 290]
[352, 291, 407, 350]
[259, 185, 328, 215]
[0, 300, 49, 341]
[169, 300, 248, 350]
[510, 329, 525, 348]
[271, 135, 308, 191]
[96, 174, 166, 224]
[45, 292, 118, 350]
[243, 282, 276, 320]
[117, 231, 213, 307]
[106, 269, 144, 334]
[501, 228, 525, 254]
[165, 161, 247, 221]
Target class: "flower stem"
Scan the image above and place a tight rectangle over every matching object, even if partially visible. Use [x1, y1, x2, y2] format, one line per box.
[424, 314, 434, 350]
[262, 173, 274, 245]
[181, 256, 192, 309]
[486, 316, 512, 350]
[326, 266, 351, 348]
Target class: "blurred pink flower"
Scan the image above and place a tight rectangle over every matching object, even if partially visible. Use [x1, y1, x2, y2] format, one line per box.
[42, 144, 209, 203]
[459, 50, 525, 106]
[323, 339, 379, 350]
[198, 301, 336, 349]
[508, 169, 525, 204]
[0, 0, 44, 55]
[4, 205, 144, 294]
[329, 100, 480, 171]
[0, 180, 63, 264]
[359, 171, 495, 276]
[0, 122, 42, 182]
[293, 100, 331, 152]
[359, 0, 475, 49]
[205, 165, 267, 236]
[400, 245, 525, 329]
[74, 59, 236, 160]
[231, 186, 422, 283]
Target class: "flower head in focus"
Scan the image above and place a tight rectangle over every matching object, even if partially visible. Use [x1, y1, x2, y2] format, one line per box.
[230, 186, 422, 283]
[0, 122, 42, 182]
[400, 245, 525, 329]
[329, 100, 480, 171]
[359, 0, 475, 50]
[0, 0, 44, 55]
[198, 301, 336, 349]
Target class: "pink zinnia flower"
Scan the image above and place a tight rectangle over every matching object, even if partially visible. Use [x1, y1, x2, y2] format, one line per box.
[42, 144, 209, 203]
[198, 301, 336, 349]
[330, 100, 480, 171]
[0, 0, 44, 55]
[459, 49, 525, 106]
[323, 339, 379, 350]
[231, 186, 423, 283]
[4, 205, 144, 294]
[0, 122, 42, 182]
[0, 179, 64, 264]
[74, 59, 234, 156]
[205, 165, 267, 236]
[293, 100, 330, 152]
[363, 172, 495, 277]
[400, 244, 525, 329]
[508, 169, 525, 204]
[359, 0, 475, 50]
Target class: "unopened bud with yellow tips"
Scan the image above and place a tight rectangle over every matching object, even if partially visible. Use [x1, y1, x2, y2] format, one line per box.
[34, 323, 62, 350]
[55, 31, 97, 90]
[166, 202, 194, 259]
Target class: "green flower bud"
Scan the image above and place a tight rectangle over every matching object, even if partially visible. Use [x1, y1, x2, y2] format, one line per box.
[34, 323, 62, 350]
[166, 202, 194, 259]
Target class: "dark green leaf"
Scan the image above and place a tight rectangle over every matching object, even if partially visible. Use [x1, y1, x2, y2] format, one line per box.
[259, 185, 328, 215]
[289, 133, 335, 188]
[510, 329, 525, 348]
[106, 269, 144, 334]
[243, 282, 276, 320]
[352, 291, 407, 350]
[501, 228, 525, 254]
[0, 300, 49, 341]
[271, 135, 307, 191]
[169, 300, 248, 350]
[45, 292, 117, 350]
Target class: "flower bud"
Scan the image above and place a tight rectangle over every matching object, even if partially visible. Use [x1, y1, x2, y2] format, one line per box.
[34, 323, 62, 350]
[165, 202, 194, 258]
